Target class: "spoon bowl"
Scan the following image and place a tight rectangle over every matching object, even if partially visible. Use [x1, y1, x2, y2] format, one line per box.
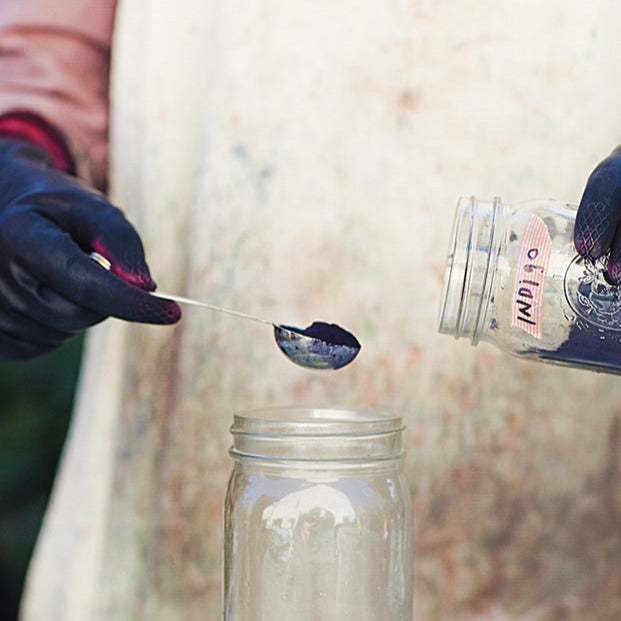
[274, 323, 360, 370]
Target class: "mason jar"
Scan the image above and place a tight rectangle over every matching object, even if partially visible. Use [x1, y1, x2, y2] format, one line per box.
[438, 196, 621, 373]
[223, 406, 413, 620]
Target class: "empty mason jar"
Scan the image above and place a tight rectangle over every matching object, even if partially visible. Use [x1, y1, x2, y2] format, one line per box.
[439, 196, 621, 373]
[223, 406, 413, 621]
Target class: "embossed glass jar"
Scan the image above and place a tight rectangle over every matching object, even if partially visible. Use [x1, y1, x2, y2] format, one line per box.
[439, 196, 621, 373]
[223, 407, 412, 621]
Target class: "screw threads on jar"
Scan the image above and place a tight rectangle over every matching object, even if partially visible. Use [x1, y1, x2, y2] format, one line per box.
[438, 196, 503, 343]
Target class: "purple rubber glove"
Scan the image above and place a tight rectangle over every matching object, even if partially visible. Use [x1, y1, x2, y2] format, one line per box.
[574, 147, 621, 283]
[0, 138, 180, 360]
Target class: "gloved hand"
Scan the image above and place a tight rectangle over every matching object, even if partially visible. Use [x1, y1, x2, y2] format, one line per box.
[0, 138, 181, 360]
[574, 146, 621, 283]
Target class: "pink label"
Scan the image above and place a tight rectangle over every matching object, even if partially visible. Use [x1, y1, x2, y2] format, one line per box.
[510, 214, 552, 339]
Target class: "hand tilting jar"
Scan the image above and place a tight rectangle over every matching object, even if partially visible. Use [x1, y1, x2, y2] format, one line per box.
[223, 407, 413, 621]
[439, 196, 621, 373]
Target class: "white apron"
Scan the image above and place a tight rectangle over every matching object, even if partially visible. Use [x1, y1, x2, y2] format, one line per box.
[22, 1, 621, 619]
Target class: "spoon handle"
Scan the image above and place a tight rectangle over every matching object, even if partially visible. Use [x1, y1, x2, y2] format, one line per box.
[150, 291, 273, 325]
[89, 252, 273, 326]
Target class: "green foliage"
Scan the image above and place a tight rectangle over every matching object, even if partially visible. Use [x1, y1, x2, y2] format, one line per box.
[0, 336, 83, 620]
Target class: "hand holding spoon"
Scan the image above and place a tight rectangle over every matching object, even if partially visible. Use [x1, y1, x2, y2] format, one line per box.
[90, 252, 360, 370]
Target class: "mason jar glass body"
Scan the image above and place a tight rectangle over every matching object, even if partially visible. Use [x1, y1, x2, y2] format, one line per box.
[439, 196, 621, 373]
[223, 407, 413, 621]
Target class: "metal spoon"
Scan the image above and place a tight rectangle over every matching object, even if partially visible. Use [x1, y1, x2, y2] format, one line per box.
[90, 252, 360, 370]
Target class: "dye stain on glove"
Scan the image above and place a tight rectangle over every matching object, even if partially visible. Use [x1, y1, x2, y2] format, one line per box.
[0, 138, 180, 361]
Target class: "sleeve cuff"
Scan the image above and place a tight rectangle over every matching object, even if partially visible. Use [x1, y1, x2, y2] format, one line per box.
[0, 110, 75, 174]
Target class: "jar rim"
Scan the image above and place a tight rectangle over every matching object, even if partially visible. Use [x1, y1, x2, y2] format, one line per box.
[438, 196, 501, 343]
[231, 406, 403, 437]
[229, 407, 405, 462]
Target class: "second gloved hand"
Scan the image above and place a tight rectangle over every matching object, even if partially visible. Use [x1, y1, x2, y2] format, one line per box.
[574, 146, 621, 283]
[0, 138, 181, 360]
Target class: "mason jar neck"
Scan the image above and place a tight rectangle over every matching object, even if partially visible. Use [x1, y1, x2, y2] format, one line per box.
[438, 196, 505, 343]
[229, 407, 404, 463]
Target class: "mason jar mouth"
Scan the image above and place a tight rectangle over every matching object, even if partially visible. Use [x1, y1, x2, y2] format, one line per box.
[230, 406, 404, 462]
[438, 196, 501, 344]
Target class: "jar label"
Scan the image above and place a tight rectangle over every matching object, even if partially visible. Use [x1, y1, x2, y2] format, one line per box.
[511, 214, 551, 339]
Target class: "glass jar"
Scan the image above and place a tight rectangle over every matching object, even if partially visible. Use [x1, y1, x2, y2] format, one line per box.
[223, 406, 412, 621]
[438, 196, 621, 373]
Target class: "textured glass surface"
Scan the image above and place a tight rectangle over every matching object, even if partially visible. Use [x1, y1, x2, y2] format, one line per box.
[223, 407, 412, 620]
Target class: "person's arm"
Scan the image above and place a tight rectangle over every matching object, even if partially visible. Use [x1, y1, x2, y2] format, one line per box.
[0, 1, 181, 361]
[0, 0, 117, 188]
[574, 147, 621, 283]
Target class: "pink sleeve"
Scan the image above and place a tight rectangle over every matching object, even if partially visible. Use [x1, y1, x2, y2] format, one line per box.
[0, 0, 117, 189]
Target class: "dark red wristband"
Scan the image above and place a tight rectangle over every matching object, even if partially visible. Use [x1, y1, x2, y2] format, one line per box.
[0, 110, 75, 174]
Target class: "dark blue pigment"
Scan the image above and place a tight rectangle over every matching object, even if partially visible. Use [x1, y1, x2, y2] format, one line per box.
[536, 325, 621, 373]
[284, 321, 361, 349]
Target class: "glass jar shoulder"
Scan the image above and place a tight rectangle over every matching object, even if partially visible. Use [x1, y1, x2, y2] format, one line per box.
[503, 199, 577, 242]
